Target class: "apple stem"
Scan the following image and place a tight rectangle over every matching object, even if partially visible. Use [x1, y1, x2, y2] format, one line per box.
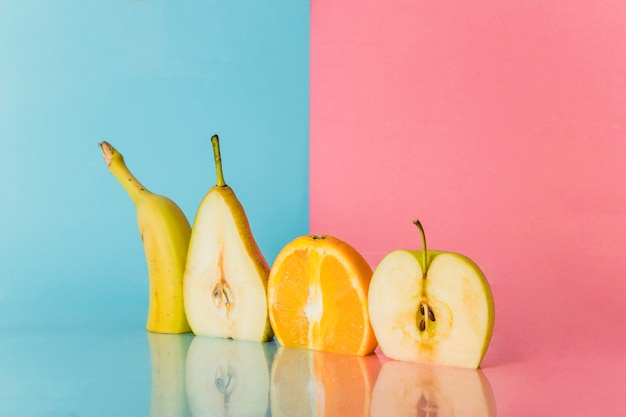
[413, 219, 429, 278]
[211, 134, 226, 187]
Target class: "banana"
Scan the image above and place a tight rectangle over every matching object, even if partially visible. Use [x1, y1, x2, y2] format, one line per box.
[100, 141, 192, 334]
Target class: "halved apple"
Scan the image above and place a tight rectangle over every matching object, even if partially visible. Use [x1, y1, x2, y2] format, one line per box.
[368, 220, 495, 369]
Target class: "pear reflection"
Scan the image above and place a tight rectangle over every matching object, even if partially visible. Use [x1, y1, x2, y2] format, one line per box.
[270, 346, 382, 417]
[371, 360, 497, 417]
[185, 336, 276, 417]
[147, 332, 194, 417]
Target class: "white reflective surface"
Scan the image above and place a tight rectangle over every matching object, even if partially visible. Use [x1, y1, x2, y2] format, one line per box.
[0, 329, 498, 416]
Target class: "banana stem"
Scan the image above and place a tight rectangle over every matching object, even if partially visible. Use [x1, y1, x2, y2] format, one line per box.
[211, 134, 226, 187]
[100, 141, 147, 205]
[413, 219, 429, 279]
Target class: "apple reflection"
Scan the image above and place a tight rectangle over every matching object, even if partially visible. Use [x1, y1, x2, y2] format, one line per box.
[370, 360, 497, 417]
[270, 346, 382, 417]
[185, 336, 276, 417]
[147, 332, 194, 417]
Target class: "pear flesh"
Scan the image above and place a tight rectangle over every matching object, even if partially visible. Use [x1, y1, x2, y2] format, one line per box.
[369, 249, 494, 369]
[183, 135, 272, 342]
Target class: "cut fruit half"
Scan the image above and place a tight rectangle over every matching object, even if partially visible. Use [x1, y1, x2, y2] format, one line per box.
[368, 220, 495, 368]
[267, 234, 377, 356]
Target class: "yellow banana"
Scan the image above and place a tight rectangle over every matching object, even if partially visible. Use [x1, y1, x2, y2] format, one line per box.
[100, 141, 192, 334]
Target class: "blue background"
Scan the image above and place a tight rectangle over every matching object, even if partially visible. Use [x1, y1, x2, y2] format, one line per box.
[0, 1, 309, 333]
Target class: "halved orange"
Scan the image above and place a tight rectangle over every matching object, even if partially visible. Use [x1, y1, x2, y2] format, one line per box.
[267, 234, 378, 356]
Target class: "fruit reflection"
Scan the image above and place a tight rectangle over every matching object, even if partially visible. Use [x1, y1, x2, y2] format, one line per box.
[185, 336, 276, 417]
[270, 346, 381, 417]
[371, 360, 497, 417]
[147, 332, 194, 417]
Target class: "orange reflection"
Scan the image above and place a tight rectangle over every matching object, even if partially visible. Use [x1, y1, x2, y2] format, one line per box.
[270, 346, 382, 417]
[371, 360, 497, 417]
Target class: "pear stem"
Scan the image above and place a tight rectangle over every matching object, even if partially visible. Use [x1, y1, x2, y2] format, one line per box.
[211, 134, 226, 187]
[413, 219, 429, 279]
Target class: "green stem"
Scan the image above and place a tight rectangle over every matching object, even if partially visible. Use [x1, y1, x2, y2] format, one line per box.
[413, 219, 429, 279]
[211, 134, 226, 187]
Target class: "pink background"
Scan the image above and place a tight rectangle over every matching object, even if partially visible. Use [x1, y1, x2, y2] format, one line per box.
[311, 1, 626, 414]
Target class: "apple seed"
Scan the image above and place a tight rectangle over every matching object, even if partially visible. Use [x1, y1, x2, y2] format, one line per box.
[418, 303, 436, 332]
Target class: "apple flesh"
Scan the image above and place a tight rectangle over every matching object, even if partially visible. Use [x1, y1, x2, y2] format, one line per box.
[368, 220, 495, 369]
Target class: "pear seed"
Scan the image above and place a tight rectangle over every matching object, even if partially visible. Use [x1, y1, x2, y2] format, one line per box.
[222, 285, 232, 306]
[419, 304, 425, 316]
[212, 284, 225, 309]
[419, 319, 426, 332]
[428, 308, 435, 322]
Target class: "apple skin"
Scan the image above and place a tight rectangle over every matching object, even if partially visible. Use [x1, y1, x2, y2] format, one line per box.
[368, 247, 495, 369]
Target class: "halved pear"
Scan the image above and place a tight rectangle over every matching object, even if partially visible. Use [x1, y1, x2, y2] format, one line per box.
[368, 220, 495, 369]
[183, 134, 273, 342]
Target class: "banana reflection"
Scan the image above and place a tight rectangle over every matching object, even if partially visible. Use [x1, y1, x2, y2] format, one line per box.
[270, 347, 382, 417]
[147, 332, 194, 417]
[185, 336, 276, 417]
[371, 360, 497, 417]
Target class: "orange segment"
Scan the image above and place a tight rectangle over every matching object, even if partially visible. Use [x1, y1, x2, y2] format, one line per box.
[268, 234, 378, 356]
